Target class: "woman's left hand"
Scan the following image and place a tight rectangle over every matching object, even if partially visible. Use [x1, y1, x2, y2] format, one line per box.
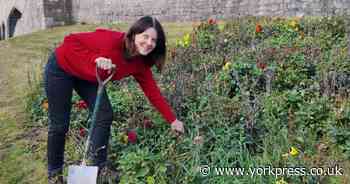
[171, 119, 184, 135]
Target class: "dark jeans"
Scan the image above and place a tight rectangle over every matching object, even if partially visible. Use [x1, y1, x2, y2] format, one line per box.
[44, 52, 113, 177]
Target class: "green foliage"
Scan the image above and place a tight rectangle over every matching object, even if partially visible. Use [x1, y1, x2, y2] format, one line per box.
[117, 148, 168, 184]
[25, 87, 48, 126]
[27, 16, 350, 183]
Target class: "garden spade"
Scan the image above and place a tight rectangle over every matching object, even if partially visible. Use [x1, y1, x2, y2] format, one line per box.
[68, 66, 116, 184]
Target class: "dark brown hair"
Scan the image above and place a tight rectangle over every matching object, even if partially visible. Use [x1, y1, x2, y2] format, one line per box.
[124, 16, 166, 72]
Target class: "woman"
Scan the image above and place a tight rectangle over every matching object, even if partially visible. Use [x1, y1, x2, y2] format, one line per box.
[44, 16, 184, 182]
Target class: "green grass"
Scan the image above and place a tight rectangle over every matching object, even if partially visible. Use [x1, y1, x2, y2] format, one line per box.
[0, 115, 46, 184]
[0, 22, 192, 183]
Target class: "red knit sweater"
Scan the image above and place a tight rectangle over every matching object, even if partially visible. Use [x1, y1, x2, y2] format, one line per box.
[55, 28, 176, 123]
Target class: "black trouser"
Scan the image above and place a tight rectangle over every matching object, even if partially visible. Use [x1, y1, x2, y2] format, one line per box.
[44, 52, 113, 177]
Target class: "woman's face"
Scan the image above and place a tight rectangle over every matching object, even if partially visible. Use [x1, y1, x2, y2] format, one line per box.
[134, 27, 157, 56]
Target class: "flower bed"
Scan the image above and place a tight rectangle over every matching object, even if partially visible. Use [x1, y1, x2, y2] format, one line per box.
[28, 16, 350, 183]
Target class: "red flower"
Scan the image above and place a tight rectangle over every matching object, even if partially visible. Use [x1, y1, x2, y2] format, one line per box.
[170, 48, 176, 58]
[143, 117, 154, 129]
[257, 61, 267, 70]
[255, 24, 263, 33]
[79, 127, 86, 137]
[208, 18, 217, 25]
[127, 130, 137, 144]
[75, 100, 88, 109]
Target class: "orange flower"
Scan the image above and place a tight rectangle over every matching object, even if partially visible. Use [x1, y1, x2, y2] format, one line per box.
[170, 48, 176, 58]
[255, 24, 263, 33]
[42, 99, 49, 110]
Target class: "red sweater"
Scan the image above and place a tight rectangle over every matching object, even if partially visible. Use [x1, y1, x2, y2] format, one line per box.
[55, 29, 176, 123]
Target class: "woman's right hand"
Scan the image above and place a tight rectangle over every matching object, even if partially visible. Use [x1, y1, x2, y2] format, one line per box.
[171, 119, 185, 136]
[95, 57, 116, 74]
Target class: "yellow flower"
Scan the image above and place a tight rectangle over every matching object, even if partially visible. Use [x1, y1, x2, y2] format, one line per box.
[175, 40, 182, 47]
[289, 146, 299, 156]
[146, 176, 155, 184]
[121, 134, 128, 144]
[183, 33, 191, 47]
[223, 62, 232, 71]
[275, 178, 288, 184]
[289, 20, 298, 28]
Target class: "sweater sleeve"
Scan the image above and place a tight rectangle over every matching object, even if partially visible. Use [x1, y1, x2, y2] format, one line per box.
[133, 67, 176, 124]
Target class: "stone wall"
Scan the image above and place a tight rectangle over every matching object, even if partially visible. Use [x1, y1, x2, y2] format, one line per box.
[0, 0, 45, 40]
[43, 0, 74, 27]
[72, 0, 350, 23]
[0, 0, 350, 39]
[0, 0, 73, 40]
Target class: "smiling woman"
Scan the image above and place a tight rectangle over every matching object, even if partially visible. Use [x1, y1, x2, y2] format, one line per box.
[123, 16, 167, 72]
[134, 27, 157, 56]
[44, 15, 184, 183]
